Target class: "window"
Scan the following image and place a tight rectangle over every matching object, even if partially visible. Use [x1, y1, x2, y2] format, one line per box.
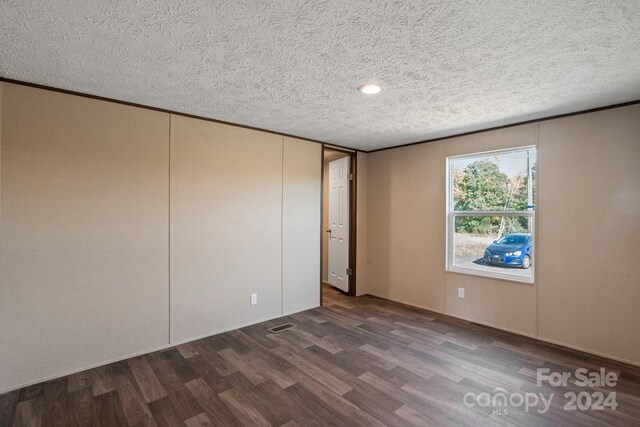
[447, 147, 536, 282]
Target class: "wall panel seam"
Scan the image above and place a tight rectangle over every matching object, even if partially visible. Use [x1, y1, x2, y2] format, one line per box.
[281, 136, 285, 315]
[442, 141, 447, 314]
[535, 122, 539, 338]
[169, 114, 174, 345]
[0, 82, 3, 240]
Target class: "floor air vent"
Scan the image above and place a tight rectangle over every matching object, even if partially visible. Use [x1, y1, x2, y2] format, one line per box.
[269, 323, 296, 333]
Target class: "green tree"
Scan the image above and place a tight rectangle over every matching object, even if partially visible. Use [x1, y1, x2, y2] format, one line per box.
[454, 160, 509, 211]
[454, 160, 509, 233]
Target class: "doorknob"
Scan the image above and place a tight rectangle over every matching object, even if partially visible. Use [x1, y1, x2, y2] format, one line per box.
[326, 229, 332, 234]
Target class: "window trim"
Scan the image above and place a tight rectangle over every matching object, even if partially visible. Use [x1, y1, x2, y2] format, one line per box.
[445, 146, 536, 284]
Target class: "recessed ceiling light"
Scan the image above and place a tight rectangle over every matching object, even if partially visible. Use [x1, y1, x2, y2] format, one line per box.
[358, 83, 382, 95]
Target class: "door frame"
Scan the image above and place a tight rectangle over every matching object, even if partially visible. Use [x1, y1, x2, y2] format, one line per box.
[320, 144, 358, 303]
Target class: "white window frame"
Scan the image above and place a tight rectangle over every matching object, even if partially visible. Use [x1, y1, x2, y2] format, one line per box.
[446, 146, 536, 284]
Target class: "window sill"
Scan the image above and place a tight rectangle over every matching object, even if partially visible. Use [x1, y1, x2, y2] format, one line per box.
[446, 266, 535, 285]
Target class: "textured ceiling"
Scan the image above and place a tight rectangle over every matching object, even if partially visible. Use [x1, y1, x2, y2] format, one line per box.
[1, 1, 640, 151]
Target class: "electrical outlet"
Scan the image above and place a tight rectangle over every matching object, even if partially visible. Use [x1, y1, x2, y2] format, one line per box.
[250, 293, 258, 306]
[457, 288, 465, 299]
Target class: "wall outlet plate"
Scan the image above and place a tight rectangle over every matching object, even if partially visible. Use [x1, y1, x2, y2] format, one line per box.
[250, 293, 257, 306]
[457, 288, 465, 299]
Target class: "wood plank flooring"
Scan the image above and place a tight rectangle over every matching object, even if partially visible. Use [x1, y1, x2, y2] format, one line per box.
[2, 285, 639, 426]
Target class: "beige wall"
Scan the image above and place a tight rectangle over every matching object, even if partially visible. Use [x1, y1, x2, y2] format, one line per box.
[356, 151, 368, 296]
[537, 106, 640, 364]
[0, 83, 323, 392]
[367, 141, 446, 312]
[366, 106, 640, 364]
[283, 137, 321, 314]
[170, 116, 284, 343]
[0, 84, 170, 391]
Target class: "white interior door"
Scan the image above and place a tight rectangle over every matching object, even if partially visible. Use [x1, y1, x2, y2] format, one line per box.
[328, 156, 350, 292]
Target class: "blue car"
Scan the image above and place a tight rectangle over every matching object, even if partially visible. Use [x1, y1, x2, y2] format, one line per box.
[484, 233, 532, 269]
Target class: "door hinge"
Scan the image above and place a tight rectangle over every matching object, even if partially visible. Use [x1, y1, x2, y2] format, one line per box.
[346, 268, 353, 275]
[348, 173, 354, 181]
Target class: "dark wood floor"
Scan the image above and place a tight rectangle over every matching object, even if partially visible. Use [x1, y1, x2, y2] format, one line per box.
[2, 285, 639, 426]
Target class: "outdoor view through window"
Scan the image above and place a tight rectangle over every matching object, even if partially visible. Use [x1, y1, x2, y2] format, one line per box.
[448, 147, 536, 281]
